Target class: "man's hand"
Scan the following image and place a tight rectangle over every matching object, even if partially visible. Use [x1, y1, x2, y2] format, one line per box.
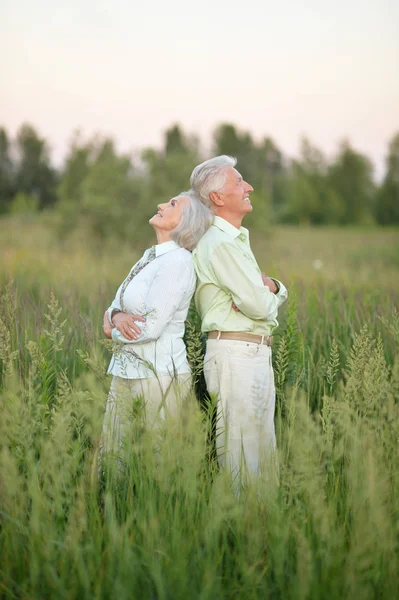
[261, 273, 278, 294]
[230, 274, 278, 314]
[112, 311, 146, 340]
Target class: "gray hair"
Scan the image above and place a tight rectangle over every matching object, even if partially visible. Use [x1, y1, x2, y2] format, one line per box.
[170, 190, 213, 251]
[190, 155, 237, 210]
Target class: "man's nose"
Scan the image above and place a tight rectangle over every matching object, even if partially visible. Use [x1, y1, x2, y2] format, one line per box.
[158, 203, 166, 210]
[244, 181, 254, 193]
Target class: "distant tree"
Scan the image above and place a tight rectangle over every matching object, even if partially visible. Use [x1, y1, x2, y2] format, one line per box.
[142, 148, 194, 200]
[213, 123, 261, 186]
[57, 132, 96, 236]
[57, 134, 146, 244]
[14, 123, 58, 209]
[276, 138, 343, 224]
[0, 127, 14, 214]
[165, 124, 190, 155]
[261, 136, 284, 207]
[213, 124, 285, 229]
[375, 132, 399, 225]
[141, 124, 200, 205]
[79, 139, 143, 241]
[58, 131, 94, 208]
[283, 171, 320, 225]
[328, 140, 375, 224]
[213, 123, 242, 158]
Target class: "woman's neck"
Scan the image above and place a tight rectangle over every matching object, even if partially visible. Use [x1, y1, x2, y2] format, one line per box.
[154, 229, 172, 244]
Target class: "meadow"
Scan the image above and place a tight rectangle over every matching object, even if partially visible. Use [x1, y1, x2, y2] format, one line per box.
[0, 215, 398, 599]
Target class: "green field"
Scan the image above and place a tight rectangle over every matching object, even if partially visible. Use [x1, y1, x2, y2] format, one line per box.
[1, 216, 398, 599]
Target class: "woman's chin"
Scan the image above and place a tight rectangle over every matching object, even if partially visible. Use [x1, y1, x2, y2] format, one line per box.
[149, 215, 158, 226]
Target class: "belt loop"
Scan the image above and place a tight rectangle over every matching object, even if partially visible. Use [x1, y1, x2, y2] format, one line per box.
[260, 335, 265, 345]
[217, 331, 221, 341]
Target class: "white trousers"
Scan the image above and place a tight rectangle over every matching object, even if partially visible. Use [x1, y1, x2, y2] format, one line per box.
[204, 339, 277, 480]
[101, 374, 191, 457]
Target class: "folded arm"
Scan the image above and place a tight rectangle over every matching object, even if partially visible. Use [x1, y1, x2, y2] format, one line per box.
[112, 260, 195, 345]
[210, 242, 288, 320]
[106, 282, 123, 327]
[104, 280, 145, 340]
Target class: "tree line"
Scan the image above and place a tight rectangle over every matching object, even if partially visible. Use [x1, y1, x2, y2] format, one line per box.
[0, 123, 398, 241]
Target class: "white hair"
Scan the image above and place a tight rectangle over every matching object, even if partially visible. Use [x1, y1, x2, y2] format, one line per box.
[190, 155, 237, 210]
[170, 190, 213, 251]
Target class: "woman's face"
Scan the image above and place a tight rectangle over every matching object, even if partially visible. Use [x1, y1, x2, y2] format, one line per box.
[149, 195, 189, 232]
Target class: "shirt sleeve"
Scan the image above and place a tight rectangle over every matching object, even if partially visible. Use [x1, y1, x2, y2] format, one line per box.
[112, 258, 195, 345]
[209, 241, 287, 320]
[107, 283, 123, 326]
[269, 278, 288, 307]
[106, 256, 144, 325]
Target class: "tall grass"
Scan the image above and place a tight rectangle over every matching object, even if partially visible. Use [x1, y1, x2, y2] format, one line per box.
[0, 217, 398, 598]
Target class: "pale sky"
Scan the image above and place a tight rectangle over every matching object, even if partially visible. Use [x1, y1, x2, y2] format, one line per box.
[1, 0, 398, 177]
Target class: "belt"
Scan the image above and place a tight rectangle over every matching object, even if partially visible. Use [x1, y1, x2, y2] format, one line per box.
[208, 331, 273, 346]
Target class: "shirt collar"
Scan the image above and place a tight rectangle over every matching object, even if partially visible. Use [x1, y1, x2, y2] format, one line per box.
[155, 240, 181, 257]
[213, 216, 249, 242]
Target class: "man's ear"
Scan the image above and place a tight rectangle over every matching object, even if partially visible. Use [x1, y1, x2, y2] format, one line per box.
[209, 191, 224, 207]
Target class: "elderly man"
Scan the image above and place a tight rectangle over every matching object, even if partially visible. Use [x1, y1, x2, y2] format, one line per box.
[190, 155, 288, 483]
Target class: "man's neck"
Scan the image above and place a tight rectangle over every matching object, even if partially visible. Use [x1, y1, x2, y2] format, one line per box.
[215, 211, 243, 230]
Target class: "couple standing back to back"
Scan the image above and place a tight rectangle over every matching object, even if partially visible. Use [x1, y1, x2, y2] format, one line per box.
[102, 155, 288, 480]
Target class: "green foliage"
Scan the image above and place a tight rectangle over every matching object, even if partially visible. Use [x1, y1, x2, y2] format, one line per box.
[326, 338, 340, 395]
[1, 121, 399, 229]
[242, 190, 271, 233]
[57, 131, 95, 237]
[79, 140, 140, 241]
[14, 123, 58, 209]
[0, 282, 18, 382]
[56, 124, 201, 245]
[280, 138, 327, 224]
[0, 222, 398, 598]
[1, 299, 398, 598]
[58, 135, 145, 245]
[213, 124, 284, 198]
[164, 123, 198, 156]
[274, 287, 304, 401]
[9, 192, 39, 216]
[375, 132, 399, 225]
[0, 127, 14, 214]
[141, 124, 200, 203]
[184, 315, 204, 384]
[328, 139, 375, 224]
[278, 138, 347, 225]
[344, 326, 392, 419]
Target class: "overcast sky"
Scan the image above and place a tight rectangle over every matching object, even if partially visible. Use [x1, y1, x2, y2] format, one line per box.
[1, 0, 398, 177]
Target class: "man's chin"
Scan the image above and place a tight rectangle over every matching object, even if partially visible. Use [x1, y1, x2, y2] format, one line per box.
[240, 205, 253, 220]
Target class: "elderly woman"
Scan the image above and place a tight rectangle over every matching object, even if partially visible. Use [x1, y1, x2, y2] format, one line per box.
[101, 190, 212, 455]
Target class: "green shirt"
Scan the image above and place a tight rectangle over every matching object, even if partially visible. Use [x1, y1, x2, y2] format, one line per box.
[192, 216, 288, 335]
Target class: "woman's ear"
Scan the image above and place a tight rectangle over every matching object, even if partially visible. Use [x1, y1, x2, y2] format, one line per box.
[209, 191, 224, 207]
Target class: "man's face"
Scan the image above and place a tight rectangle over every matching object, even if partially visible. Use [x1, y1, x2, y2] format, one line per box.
[218, 167, 254, 217]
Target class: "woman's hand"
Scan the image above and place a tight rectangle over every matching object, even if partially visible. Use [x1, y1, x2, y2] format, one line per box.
[112, 312, 146, 340]
[103, 310, 113, 339]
